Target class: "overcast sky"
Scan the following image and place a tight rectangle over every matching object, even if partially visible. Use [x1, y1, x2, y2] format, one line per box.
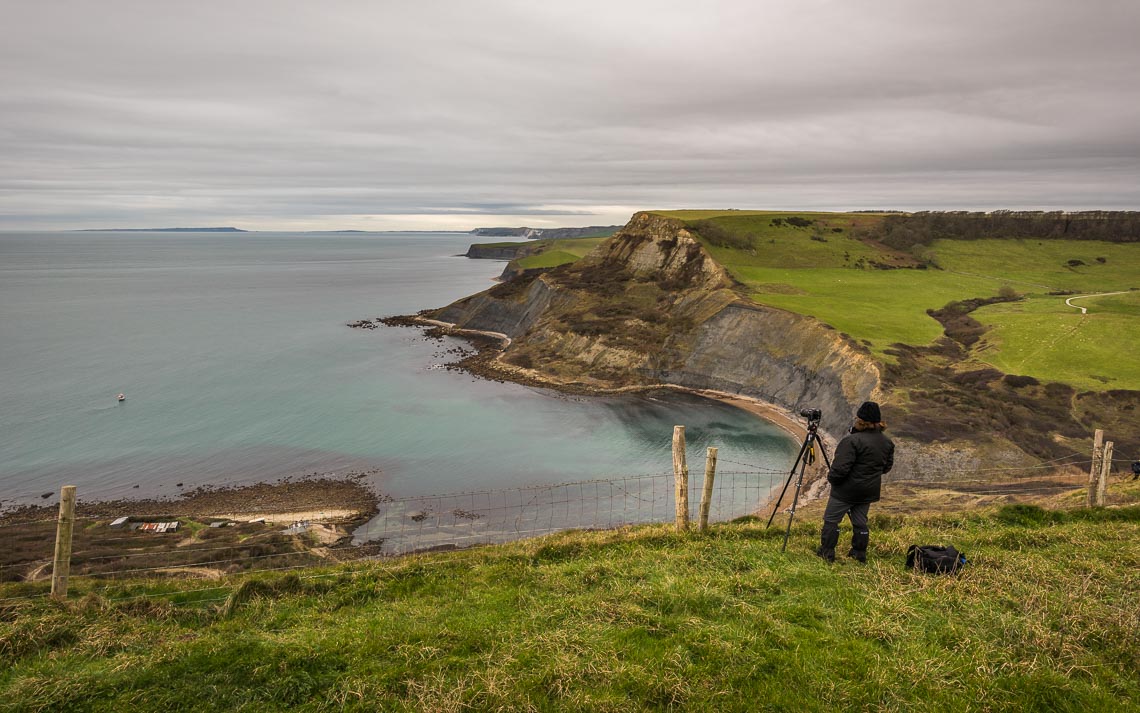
[2, 1, 1139, 230]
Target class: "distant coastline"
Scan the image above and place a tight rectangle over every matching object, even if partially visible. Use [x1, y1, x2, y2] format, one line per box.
[69, 228, 475, 234]
[75, 227, 248, 233]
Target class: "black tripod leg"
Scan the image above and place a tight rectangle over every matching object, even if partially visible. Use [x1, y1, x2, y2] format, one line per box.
[766, 437, 810, 529]
[816, 437, 833, 471]
[781, 433, 814, 552]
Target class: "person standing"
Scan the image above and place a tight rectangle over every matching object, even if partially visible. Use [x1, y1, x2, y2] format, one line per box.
[817, 401, 894, 563]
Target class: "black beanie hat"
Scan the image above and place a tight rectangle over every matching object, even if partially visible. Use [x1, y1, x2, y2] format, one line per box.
[856, 401, 881, 422]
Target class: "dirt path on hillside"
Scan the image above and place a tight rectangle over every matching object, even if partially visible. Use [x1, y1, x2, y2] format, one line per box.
[1064, 290, 1130, 314]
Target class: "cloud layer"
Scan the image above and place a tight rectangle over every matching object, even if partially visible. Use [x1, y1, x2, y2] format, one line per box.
[3, 1, 1139, 229]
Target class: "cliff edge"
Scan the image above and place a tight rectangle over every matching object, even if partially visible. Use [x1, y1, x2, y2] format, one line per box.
[434, 212, 881, 442]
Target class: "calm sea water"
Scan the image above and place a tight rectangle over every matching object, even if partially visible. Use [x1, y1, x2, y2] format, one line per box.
[0, 231, 796, 510]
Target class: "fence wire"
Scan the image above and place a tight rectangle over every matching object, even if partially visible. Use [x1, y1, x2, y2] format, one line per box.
[352, 470, 781, 555]
[1, 444, 1135, 606]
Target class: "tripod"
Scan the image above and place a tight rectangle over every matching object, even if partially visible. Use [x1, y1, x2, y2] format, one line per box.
[765, 415, 832, 552]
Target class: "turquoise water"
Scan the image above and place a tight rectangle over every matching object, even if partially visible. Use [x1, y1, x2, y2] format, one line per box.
[0, 231, 796, 509]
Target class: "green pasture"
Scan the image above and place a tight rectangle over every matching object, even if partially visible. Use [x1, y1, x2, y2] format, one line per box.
[932, 239, 1140, 293]
[733, 266, 1003, 350]
[700, 227, 882, 269]
[515, 237, 606, 270]
[973, 291, 1140, 391]
[517, 249, 582, 269]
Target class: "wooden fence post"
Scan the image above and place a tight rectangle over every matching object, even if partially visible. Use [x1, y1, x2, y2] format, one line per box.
[1087, 429, 1104, 507]
[1096, 441, 1113, 507]
[698, 447, 718, 532]
[672, 426, 689, 531]
[51, 485, 77, 600]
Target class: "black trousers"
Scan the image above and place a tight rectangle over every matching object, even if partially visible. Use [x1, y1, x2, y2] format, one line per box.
[820, 496, 871, 554]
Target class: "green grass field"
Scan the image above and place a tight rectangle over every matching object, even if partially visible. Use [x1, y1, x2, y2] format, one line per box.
[514, 237, 606, 270]
[973, 291, 1140, 390]
[661, 212, 1140, 389]
[3, 503, 1138, 711]
[734, 266, 1002, 349]
[931, 240, 1140, 293]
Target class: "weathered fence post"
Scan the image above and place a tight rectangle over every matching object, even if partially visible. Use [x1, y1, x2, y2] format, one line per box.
[672, 426, 689, 531]
[1096, 441, 1113, 507]
[51, 485, 77, 600]
[698, 447, 718, 532]
[1087, 429, 1104, 507]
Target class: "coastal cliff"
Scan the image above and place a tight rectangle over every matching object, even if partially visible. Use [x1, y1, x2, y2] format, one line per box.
[435, 213, 881, 442]
[463, 243, 538, 260]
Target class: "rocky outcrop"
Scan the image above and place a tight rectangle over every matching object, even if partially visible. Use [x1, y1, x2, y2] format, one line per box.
[498, 264, 549, 283]
[434, 212, 882, 444]
[436, 273, 564, 339]
[464, 243, 537, 260]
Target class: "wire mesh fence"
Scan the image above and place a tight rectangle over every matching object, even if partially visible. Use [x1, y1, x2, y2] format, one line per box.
[2, 440, 1135, 606]
[353, 468, 785, 555]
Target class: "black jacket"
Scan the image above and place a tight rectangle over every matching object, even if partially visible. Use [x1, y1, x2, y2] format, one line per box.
[827, 429, 895, 504]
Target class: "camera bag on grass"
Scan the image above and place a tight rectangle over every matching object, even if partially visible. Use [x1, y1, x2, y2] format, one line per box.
[906, 544, 966, 574]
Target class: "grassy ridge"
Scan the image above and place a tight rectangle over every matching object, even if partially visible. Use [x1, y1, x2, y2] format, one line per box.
[663, 211, 1140, 389]
[3, 502, 1139, 711]
[514, 237, 607, 270]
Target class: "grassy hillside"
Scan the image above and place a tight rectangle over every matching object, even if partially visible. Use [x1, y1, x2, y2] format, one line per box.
[514, 237, 607, 270]
[972, 291, 1140, 391]
[3, 500, 1138, 711]
[655, 211, 1140, 390]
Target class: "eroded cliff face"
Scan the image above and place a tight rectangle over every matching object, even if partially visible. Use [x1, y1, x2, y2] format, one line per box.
[655, 302, 881, 438]
[433, 212, 882, 442]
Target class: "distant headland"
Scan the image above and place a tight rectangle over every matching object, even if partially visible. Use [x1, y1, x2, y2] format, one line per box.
[470, 226, 621, 240]
[75, 227, 248, 233]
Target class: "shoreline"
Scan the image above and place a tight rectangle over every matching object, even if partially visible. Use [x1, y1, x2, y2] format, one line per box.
[0, 477, 383, 583]
[393, 315, 817, 440]
[390, 315, 835, 505]
[0, 475, 380, 528]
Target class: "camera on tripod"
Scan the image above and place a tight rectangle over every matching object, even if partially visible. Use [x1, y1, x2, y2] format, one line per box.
[768, 406, 831, 551]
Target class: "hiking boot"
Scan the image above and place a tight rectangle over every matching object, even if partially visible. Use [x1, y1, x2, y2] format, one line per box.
[847, 549, 867, 563]
[815, 546, 835, 563]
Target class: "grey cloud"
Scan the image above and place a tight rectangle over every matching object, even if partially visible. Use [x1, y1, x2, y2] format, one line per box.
[2, 0, 1139, 230]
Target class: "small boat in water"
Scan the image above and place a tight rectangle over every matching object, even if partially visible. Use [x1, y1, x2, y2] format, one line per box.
[117, 393, 126, 402]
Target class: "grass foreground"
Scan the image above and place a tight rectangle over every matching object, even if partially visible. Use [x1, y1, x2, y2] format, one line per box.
[3, 502, 1139, 712]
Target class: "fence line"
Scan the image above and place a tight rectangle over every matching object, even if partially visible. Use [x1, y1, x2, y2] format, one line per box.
[350, 470, 780, 556]
[0, 436, 1131, 606]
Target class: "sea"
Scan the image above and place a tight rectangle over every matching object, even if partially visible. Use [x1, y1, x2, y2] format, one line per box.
[0, 230, 796, 513]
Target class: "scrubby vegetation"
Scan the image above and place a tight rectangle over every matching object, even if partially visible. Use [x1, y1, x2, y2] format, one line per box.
[862, 210, 1140, 251]
[2, 503, 1138, 711]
